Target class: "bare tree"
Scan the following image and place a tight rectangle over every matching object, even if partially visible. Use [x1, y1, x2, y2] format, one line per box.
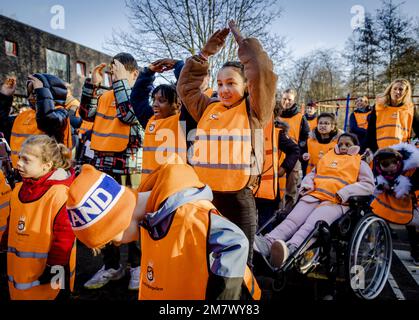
[108, 0, 287, 84]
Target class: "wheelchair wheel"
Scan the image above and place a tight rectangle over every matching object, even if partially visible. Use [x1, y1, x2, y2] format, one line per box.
[348, 214, 392, 300]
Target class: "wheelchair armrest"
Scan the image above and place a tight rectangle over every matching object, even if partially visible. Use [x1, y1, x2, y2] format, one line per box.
[347, 196, 372, 208]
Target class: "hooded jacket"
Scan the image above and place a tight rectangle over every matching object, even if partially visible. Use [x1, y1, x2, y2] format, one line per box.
[373, 142, 419, 199]
[0, 74, 69, 145]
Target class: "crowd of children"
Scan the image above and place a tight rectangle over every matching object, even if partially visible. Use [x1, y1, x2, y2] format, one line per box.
[0, 20, 418, 301]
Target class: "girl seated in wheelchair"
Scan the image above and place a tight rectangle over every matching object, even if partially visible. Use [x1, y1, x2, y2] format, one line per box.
[254, 133, 375, 268]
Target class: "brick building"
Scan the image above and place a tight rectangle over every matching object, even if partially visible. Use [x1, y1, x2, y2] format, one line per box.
[0, 15, 112, 108]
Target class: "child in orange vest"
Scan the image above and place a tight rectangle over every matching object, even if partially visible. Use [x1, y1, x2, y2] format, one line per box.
[371, 142, 419, 265]
[79, 53, 148, 291]
[177, 20, 277, 264]
[66, 161, 260, 300]
[254, 133, 375, 267]
[7, 135, 76, 300]
[302, 112, 343, 175]
[349, 96, 371, 153]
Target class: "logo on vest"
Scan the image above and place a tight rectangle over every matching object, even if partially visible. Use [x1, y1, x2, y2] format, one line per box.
[391, 112, 398, 119]
[209, 113, 219, 120]
[149, 123, 156, 133]
[329, 161, 338, 168]
[147, 261, 155, 284]
[17, 216, 26, 233]
[68, 174, 123, 230]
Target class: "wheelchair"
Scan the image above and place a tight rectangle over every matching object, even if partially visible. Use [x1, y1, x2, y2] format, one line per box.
[253, 196, 393, 300]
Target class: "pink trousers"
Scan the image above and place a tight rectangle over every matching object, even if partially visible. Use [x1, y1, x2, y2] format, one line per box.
[265, 197, 349, 248]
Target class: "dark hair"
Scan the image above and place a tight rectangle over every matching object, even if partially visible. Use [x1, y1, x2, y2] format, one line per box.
[338, 132, 360, 146]
[151, 84, 179, 106]
[112, 52, 139, 72]
[220, 61, 246, 82]
[317, 112, 337, 126]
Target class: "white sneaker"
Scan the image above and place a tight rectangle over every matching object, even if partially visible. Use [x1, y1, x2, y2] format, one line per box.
[128, 266, 141, 290]
[84, 265, 125, 289]
[270, 240, 289, 268]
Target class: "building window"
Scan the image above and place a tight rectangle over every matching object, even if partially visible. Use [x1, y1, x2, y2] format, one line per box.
[76, 61, 86, 77]
[103, 72, 112, 87]
[5, 40, 17, 57]
[46, 49, 69, 82]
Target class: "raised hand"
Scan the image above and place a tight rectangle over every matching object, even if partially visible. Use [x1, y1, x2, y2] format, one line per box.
[201, 28, 230, 58]
[228, 20, 244, 45]
[92, 63, 107, 86]
[149, 58, 178, 73]
[0, 76, 17, 96]
[110, 59, 129, 82]
[27, 75, 43, 90]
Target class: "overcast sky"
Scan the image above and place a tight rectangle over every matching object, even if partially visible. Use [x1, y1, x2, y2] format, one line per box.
[1, 0, 418, 59]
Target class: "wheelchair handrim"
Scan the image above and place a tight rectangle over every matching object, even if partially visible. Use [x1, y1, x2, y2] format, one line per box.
[348, 215, 393, 300]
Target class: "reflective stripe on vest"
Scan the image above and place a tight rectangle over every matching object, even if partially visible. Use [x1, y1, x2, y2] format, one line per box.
[139, 201, 212, 300]
[354, 111, 371, 130]
[309, 149, 361, 203]
[90, 90, 131, 152]
[375, 102, 414, 149]
[244, 265, 261, 300]
[10, 108, 72, 167]
[141, 114, 188, 182]
[371, 193, 413, 225]
[307, 137, 337, 172]
[254, 119, 279, 200]
[279, 113, 303, 143]
[7, 183, 69, 300]
[191, 100, 252, 192]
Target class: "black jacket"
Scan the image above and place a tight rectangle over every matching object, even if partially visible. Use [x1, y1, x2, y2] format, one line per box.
[0, 74, 69, 144]
[275, 120, 300, 174]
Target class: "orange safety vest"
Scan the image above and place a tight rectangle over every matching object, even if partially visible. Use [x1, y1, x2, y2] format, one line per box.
[353, 110, 371, 130]
[371, 193, 413, 225]
[139, 200, 260, 300]
[254, 117, 278, 200]
[307, 137, 337, 173]
[191, 99, 252, 192]
[279, 113, 303, 144]
[7, 183, 76, 300]
[0, 171, 11, 240]
[307, 117, 317, 131]
[141, 114, 187, 183]
[371, 168, 416, 225]
[90, 90, 131, 152]
[375, 102, 414, 149]
[75, 108, 94, 137]
[309, 149, 361, 203]
[10, 108, 72, 168]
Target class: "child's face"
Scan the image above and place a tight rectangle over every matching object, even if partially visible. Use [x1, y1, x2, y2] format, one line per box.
[152, 90, 178, 120]
[217, 67, 246, 107]
[337, 136, 355, 155]
[17, 146, 52, 179]
[317, 117, 335, 135]
[306, 105, 316, 115]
